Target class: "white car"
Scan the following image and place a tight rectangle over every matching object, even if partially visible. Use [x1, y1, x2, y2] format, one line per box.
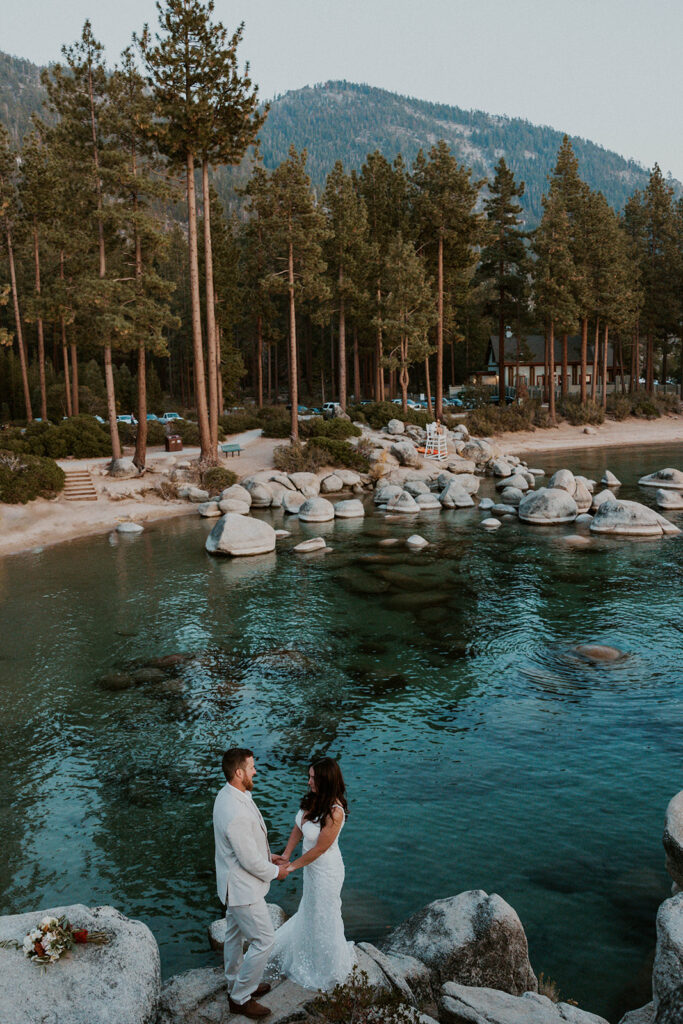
[161, 412, 183, 423]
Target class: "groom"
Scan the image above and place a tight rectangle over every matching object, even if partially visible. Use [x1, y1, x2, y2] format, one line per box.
[213, 747, 289, 1019]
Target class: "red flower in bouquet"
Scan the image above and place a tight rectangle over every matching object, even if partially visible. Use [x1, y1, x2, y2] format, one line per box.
[72, 930, 88, 944]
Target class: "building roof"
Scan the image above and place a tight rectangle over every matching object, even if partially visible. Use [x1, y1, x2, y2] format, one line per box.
[488, 334, 613, 366]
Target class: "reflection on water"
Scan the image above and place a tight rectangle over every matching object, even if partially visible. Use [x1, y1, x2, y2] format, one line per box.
[0, 443, 682, 1020]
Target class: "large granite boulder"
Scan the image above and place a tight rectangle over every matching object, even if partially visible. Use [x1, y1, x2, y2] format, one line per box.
[177, 485, 210, 503]
[656, 489, 683, 510]
[220, 484, 251, 506]
[664, 792, 683, 889]
[244, 481, 272, 508]
[496, 473, 529, 493]
[440, 480, 475, 509]
[264, 482, 289, 509]
[404, 479, 432, 497]
[109, 457, 139, 479]
[0, 904, 160, 1024]
[320, 473, 344, 494]
[375, 483, 403, 506]
[336, 469, 362, 487]
[639, 469, 683, 490]
[387, 418, 405, 435]
[653, 893, 683, 1011]
[382, 890, 537, 995]
[591, 488, 618, 512]
[358, 942, 434, 1009]
[499, 486, 524, 507]
[458, 439, 493, 464]
[491, 458, 513, 477]
[619, 1005, 654, 1024]
[417, 493, 442, 510]
[448, 457, 477, 475]
[282, 490, 306, 515]
[440, 982, 609, 1024]
[387, 490, 420, 514]
[218, 498, 250, 515]
[391, 441, 422, 468]
[518, 487, 578, 525]
[548, 468, 576, 493]
[602, 469, 621, 487]
[334, 499, 365, 518]
[298, 497, 335, 522]
[450, 473, 480, 496]
[288, 472, 321, 498]
[158, 970, 313, 1024]
[590, 500, 680, 537]
[655, 985, 683, 1023]
[197, 501, 221, 518]
[205, 513, 276, 556]
[573, 480, 593, 514]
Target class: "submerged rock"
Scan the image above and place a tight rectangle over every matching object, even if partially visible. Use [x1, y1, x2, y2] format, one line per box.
[574, 644, 626, 663]
[205, 513, 276, 557]
[656, 489, 683, 509]
[98, 671, 135, 692]
[383, 890, 537, 995]
[518, 487, 578, 525]
[0, 904, 160, 1024]
[117, 521, 144, 533]
[298, 496, 335, 522]
[481, 518, 501, 530]
[293, 537, 327, 553]
[406, 534, 429, 548]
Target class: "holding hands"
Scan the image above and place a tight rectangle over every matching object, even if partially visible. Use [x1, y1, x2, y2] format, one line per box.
[273, 852, 298, 879]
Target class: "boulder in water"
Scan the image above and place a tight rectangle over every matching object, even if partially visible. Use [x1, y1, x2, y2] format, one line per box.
[206, 513, 276, 556]
[518, 487, 578, 524]
[602, 469, 621, 487]
[334, 499, 365, 518]
[481, 518, 501, 530]
[573, 480, 593, 514]
[220, 484, 251, 506]
[374, 483, 403, 505]
[590, 499, 680, 537]
[499, 486, 524, 507]
[417, 492, 442, 510]
[288, 472, 321, 498]
[282, 490, 306, 515]
[574, 644, 626, 663]
[406, 534, 429, 549]
[440, 481, 475, 508]
[293, 537, 327, 553]
[298, 497, 335, 522]
[244, 481, 272, 508]
[218, 499, 250, 515]
[548, 469, 576, 493]
[496, 473, 529, 492]
[656, 489, 683, 510]
[197, 501, 221, 518]
[639, 468, 683, 490]
[387, 490, 420, 513]
[320, 473, 344, 494]
[591, 488, 618, 512]
[117, 521, 144, 533]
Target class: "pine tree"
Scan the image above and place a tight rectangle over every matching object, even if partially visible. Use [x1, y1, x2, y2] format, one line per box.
[411, 140, 482, 416]
[239, 163, 278, 407]
[474, 157, 529, 403]
[376, 234, 437, 413]
[322, 161, 369, 410]
[260, 147, 328, 440]
[533, 186, 578, 424]
[0, 125, 32, 421]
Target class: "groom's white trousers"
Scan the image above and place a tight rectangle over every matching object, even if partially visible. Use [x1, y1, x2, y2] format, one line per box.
[224, 899, 275, 1004]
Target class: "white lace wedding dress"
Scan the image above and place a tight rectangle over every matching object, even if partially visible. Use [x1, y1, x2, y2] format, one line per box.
[268, 806, 355, 991]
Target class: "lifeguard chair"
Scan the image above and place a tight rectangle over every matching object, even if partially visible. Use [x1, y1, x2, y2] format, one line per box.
[424, 421, 448, 461]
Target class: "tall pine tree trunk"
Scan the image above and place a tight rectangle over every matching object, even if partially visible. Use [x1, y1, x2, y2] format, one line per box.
[186, 152, 211, 459]
[256, 314, 263, 407]
[561, 334, 568, 397]
[216, 324, 224, 416]
[87, 61, 120, 460]
[6, 226, 32, 421]
[133, 201, 147, 471]
[618, 335, 625, 393]
[287, 239, 299, 441]
[61, 320, 72, 418]
[375, 283, 383, 401]
[602, 323, 609, 409]
[591, 319, 599, 400]
[548, 322, 556, 424]
[400, 337, 409, 414]
[580, 316, 588, 404]
[202, 160, 218, 459]
[646, 332, 654, 393]
[338, 267, 346, 410]
[497, 271, 505, 406]
[32, 222, 47, 420]
[436, 234, 444, 418]
[70, 344, 79, 414]
[353, 325, 360, 402]
[425, 355, 433, 417]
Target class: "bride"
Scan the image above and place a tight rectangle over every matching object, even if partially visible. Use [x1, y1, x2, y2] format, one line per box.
[269, 758, 355, 991]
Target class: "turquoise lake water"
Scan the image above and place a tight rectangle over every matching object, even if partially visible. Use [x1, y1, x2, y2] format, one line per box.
[1, 443, 682, 1020]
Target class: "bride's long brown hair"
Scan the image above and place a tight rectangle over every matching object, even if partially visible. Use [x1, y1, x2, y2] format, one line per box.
[300, 757, 349, 828]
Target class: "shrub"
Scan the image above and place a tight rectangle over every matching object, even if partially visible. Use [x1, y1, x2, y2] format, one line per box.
[273, 441, 325, 474]
[201, 466, 237, 494]
[0, 449, 65, 504]
[350, 401, 430, 430]
[5, 416, 113, 459]
[308, 437, 370, 471]
[308, 966, 420, 1024]
[465, 401, 537, 436]
[219, 411, 260, 435]
[458, 384, 492, 410]
[300, 417, 362, 440]
[145, 421, 168, 446]
[174, 419, 200, 445]
[606, 394, 632, 420]
[260, 414, 292, 438]
[256, 404, 289, 423]
[557, 396, 605, 425]
[656, 392, 681, 414]
[631, 393, 660, 419]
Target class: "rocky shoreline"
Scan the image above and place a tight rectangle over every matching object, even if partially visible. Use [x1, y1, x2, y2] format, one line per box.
[2, 792, 683, 1024]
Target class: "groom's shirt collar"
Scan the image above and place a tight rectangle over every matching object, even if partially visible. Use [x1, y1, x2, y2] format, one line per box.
[228, 782, 253, 804]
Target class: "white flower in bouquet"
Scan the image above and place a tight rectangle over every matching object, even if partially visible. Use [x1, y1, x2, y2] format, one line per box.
[39, 917, 58, 929]
[22, 936, 34, 954]
[29, 929, 41, 942]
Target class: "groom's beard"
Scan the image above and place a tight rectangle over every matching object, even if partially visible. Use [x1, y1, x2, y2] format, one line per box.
[244, 778, 254, 792]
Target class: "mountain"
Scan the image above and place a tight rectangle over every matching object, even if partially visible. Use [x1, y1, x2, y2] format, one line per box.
[0, 52, 676, 226]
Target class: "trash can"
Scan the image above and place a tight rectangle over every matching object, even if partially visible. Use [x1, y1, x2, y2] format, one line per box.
[165, 435, 183, 452]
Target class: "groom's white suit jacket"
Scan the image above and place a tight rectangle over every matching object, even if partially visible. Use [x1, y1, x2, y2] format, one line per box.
[213, 782, 279, 907]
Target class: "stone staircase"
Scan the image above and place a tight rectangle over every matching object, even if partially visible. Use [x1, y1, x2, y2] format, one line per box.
[62, 468, 98, 501]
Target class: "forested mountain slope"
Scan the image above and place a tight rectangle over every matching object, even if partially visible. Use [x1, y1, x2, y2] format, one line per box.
[1, 52, 676, 225]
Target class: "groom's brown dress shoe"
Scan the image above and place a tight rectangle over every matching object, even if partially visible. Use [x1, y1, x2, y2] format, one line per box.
[252, 983, 271, 997]
[228, 995, 271, 1018]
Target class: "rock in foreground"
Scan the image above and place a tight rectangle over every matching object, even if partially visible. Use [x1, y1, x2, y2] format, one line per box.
[664, 792, 683, 890]
[590, 500, 679, 537]
[0, 904, 160, 1024]
[518, 487, 578, 525]
[383, 890, 537, 995]
[653, 893, 683, 1011]
[205, 513, 276, 556]
[440, 981, 609, 1024]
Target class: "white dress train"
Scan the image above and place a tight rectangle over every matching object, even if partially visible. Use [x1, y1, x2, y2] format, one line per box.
[268, 806, 355, 991]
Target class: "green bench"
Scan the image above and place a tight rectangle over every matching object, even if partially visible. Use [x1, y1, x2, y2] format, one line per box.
[220, 442, 242, 457]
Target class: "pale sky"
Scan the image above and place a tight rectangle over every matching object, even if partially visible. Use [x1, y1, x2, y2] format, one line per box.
[4, 0, 683, 180]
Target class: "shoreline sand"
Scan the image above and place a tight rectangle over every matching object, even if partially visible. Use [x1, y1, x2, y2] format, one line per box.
[1, 414, 681, 559]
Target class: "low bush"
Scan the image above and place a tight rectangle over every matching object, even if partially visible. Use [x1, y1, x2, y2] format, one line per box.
[348, 401, 430, 430]
[173, 419, 200, 446]
[656, 391, 681, 414]
[219, 411, 260, 434]
[201, 466, 237, 494]
[260, 414, 292, 438]
[300, 417, 362, 440]
[631, 394, 661, 419]
[308, 437, 370, 471]
[0, 449, 65, 504]
[273, 441, 325, 474]
[458, 384, 492, 410]
[2, 416, 112, 458]
[605, 394, 632, 421]
[308, 966, 420, 1024]
[465, 401, 537, 436]
[557, 396, 605, 425]
[256, 404, 289, 423]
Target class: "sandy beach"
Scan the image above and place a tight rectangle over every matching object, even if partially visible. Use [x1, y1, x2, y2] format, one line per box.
[1, 414, 681, 558]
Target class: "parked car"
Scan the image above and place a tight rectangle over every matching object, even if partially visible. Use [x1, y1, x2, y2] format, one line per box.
[161, 412, 183, 423]
[146, 413, 159, 421]
[116, 414, 136, 424]
[322, 401, 340, 418]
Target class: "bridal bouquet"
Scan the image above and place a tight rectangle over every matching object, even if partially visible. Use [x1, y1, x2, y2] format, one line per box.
[1, 915, 109, 967]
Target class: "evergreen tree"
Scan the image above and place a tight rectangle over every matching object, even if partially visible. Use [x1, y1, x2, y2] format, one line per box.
[411, 140, 482, 415]
[0, 125, 32, 420]
[322, 160, 369, 409]
[238, 164, 277, 407]
[474, 157, 529, 403]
